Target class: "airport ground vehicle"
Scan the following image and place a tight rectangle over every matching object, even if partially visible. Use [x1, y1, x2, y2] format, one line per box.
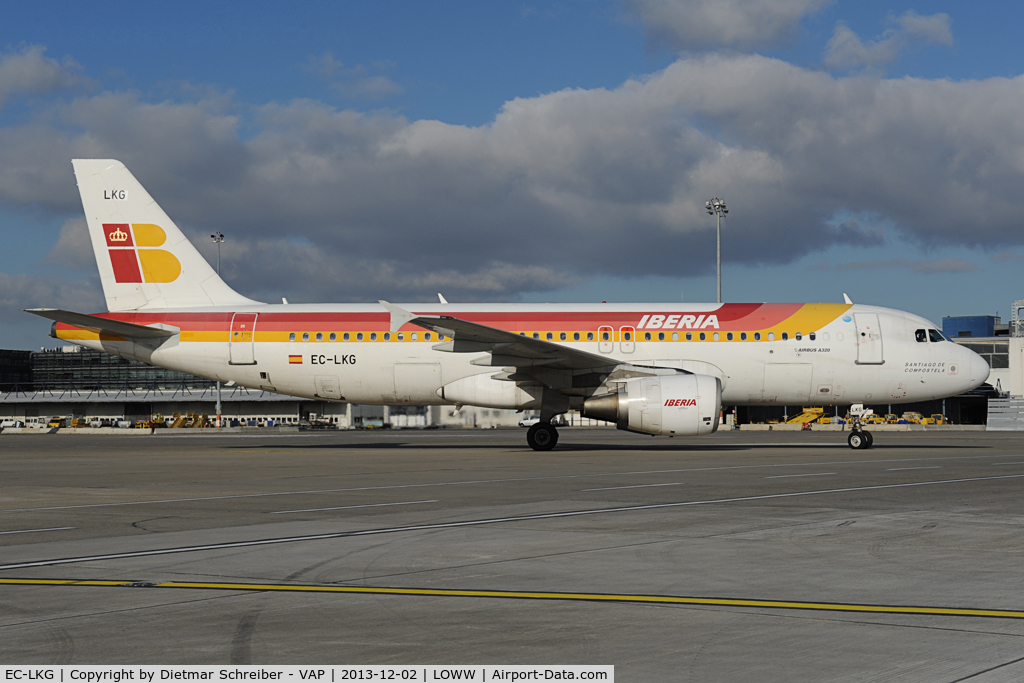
[784, 407, 824, 425]
[519, 417, 541, 428]
[27, 160, 990, 451]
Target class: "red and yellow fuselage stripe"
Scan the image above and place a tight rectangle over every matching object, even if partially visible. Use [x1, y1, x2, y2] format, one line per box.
[53, 303, 853, 343]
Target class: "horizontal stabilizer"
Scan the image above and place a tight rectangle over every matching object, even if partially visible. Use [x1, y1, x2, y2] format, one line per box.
[24, 309, 177, 339]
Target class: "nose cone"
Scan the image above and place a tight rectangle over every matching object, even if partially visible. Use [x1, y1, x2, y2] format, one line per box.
[966, 349, 990, 390]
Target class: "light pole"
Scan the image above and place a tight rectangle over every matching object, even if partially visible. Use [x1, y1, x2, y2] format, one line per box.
[705, 198, 728, 303]
[211, 231, 225, 274]
[211, 232, 225, 428]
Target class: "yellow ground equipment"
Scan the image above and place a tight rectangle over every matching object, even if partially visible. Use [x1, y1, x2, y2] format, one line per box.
[785, 407, 824, 425]
[901, 412, 923, 424]
[884, 414, 899, 424]
[921, 414, 948, 425]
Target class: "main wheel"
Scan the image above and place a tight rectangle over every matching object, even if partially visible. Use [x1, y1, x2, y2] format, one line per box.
[863, 430, 874, 448]
[848, 431, 866, 449]
[527, 422, 558, 451]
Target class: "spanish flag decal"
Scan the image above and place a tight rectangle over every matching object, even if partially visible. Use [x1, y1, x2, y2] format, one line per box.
[288, 355, 302, 364]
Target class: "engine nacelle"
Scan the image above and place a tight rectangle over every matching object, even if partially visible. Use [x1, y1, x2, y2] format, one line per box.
[582, 374, 721, 436]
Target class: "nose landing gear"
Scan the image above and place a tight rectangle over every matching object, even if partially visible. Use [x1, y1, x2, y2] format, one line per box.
[846, 403, 874, 449]
[848, 429, 873, 449]
[527, 422, 559, 451]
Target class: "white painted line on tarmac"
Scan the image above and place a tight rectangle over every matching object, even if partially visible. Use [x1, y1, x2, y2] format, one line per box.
[3, 474, 1023, 572]
[764, 473, 837, 479]
[887, 466, 942, 471]
[581, 483, 686, 491]
[271, 500, 439, 514]
[0, 453, 1013, 515]
[994, 462, 1024, 465]
[0, 527, 74, 536]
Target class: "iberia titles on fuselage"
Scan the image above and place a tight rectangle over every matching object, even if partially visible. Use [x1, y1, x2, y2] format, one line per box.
[27, 160, 989, 451]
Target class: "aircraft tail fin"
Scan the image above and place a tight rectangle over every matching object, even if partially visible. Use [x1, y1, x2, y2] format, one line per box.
[72, 159, 260, 311]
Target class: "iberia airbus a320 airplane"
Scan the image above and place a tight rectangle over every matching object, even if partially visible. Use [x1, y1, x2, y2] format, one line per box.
[27, 160, 989, 451]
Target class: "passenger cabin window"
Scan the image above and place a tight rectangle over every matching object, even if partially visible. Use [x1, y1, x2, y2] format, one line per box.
[560, 332, 567, 341]
[795, 332, 802, 341]
[740, 332, 747, 341]
[915, 329, 927, 343]
[644, 332, 652, 341]
[699, 332, 706, 341]
[658, 332, 665, 341]
[929, 329, 945, 342]
[316, 332, 323, 341]
[623, 331, 632, 341]
[397, 333, 403, 341]
[713, 332, 720, 341]
[546, 332, 553, 341]
[370, 333, 377, 341]
[781, 332, 789, 340]
[754, 332, 760, 341]
[809, 332, 815, 341]
[727, 332, 734, 341]
[411, 333, 418, 341]
[289, 333, 296, 341]
[587, 332, 594, 341]
[356, 333, 364, 341]
[686, 332, 692, 341]
[383, 333, 390, 341]
[329, 333, 336, 341]
[671, 332, 679, 341]
[602, 331, 610, 341]
[343, 332, 350, 341]
[767, 333, 775, 341]
[424, 333, 431, 341]
[533, 332, 540, 339]
[302, 332, 309, 341]
[573, 332, 580, 341]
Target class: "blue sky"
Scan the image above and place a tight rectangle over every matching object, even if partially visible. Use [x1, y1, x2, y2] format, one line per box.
[1, 1, 1024, 349]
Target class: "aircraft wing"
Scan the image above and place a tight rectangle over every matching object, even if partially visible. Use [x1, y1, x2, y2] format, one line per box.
[379, 301, 679, 383]
[24, 308, 178, 340]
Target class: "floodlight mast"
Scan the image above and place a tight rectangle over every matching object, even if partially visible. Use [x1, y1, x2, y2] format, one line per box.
[705, 198, 728, 303]
[211, 231, 225, 275]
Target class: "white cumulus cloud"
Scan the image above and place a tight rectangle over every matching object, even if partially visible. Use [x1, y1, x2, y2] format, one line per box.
[824, 11, 953, 70]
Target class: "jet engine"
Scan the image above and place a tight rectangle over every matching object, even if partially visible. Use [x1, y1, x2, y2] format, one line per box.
[581, 374, 721, 436]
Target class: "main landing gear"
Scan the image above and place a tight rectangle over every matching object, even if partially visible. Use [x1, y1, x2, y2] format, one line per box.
[527, 422, 559, 451]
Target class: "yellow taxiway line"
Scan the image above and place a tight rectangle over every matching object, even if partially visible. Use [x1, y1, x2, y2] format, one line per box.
[2, 577, 1023, 620]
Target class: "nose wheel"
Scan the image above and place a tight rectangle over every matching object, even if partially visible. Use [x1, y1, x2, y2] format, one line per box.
[848, 430, 873, 449]
[527, 422, 559, 451]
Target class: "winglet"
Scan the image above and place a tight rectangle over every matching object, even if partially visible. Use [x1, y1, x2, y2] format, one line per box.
[843, 293, 853, 305]
[438, 293, 448, 304]
[379, 300, 417, 333]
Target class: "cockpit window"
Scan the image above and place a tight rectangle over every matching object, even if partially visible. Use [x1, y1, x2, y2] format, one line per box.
[928, 329, 945, 342]
[915, 329, 927, 343]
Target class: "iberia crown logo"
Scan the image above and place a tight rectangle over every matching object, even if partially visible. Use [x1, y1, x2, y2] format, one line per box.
[103, 223, 182, 284]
